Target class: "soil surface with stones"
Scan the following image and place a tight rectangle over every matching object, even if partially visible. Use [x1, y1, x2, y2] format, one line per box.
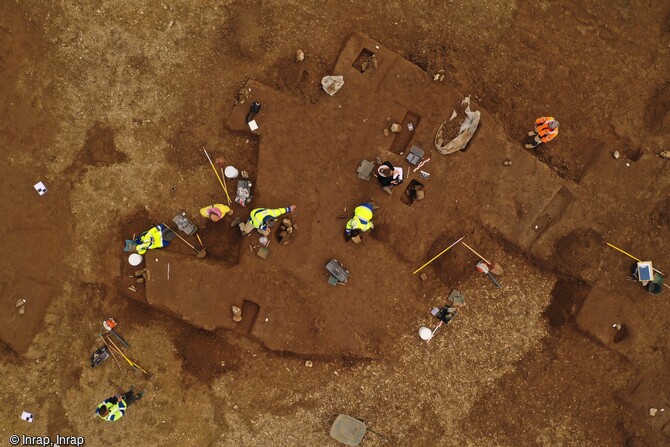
[2, 1, 669, 446]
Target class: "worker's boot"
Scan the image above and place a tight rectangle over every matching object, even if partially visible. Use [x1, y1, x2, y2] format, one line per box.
[382, 186, 392, 195]
[527, 131, 537, 137]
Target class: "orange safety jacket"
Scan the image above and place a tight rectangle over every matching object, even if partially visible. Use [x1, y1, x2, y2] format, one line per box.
[535, 117, 558, 143]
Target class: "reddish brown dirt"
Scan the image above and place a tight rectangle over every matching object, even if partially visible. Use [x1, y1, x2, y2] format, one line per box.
[2, 1, 670, 446]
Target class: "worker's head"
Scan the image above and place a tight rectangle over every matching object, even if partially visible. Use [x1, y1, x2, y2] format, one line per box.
[208, 208, 223, 222]
[378, 166, 392, 177]
[97, 406, 109, 417]
[266, 217, 276, 228]
[162, 229, 175, 242]
[549, 120, 559, 130]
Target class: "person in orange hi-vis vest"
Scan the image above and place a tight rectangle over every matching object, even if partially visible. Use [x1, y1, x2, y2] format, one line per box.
[525, 116, 559, 149]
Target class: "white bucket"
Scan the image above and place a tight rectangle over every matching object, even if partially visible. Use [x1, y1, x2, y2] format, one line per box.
[128, 253, 143, 266]
[224, 166, 239, 179]
[419, 326, 433, 341]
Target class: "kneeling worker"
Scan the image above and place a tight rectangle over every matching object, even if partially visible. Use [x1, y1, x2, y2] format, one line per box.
[345, 203, 374, 242]
[200, 203, 233, 222]
[134, 224, 173, 255]
[240, 205, 296, 236]
[376, 161, 403, 194]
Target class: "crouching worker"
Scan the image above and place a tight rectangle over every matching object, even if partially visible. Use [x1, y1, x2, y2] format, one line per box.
[376, 161, 403, 194]
[200, 203, 233, 222]
[134, 224, 173, 254]
[525, 116, 559, 149]
[95, 386, 144, 422]
[345, 203, 374, 243]
[240, 205, 296, 236]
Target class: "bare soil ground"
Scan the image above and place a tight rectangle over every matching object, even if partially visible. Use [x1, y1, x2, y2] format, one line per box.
[1, 1, 669, 446]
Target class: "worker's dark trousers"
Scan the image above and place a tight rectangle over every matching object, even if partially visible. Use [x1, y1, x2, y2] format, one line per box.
[122, 389, 143, 406]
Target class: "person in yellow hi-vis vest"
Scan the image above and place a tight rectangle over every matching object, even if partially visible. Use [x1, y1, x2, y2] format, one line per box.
[134, 224, 173, 255]
[345, 203, 374, 242]
[240, 205, 296, 236]
[200, 204, 233, 222]
[95, 386, 144, 422]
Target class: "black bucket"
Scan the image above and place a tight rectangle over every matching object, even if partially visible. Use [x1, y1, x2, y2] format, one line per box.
[648, 281, 663, 295]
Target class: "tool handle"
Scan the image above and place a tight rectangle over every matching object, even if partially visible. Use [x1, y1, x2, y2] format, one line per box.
[110, 329, 130, 348]
[486, 272, 502, 289]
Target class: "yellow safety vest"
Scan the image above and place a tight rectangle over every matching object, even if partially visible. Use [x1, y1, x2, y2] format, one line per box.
[136, 226, 165, 255]
[249, 207, 290, 229]
[96, 399, 126, 422]
[345, 205, 374, 233]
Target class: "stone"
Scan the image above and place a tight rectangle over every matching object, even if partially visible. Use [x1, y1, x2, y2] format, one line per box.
[282, 218, 292, 227]
[305, 360, 313, 367]
[420, 272, 428, 281]
[237, 87, 249, 104]
[295, 49, 305, 62]
[391, 123, 402, 133]
[612, 151, 620, 159]
[503, 160, 512, 166]
[650, 408, 658, 416]
[659, 150, 670, 159]
[383, 128, 390, 136]
[232, 305, 243, 322]
[286, 226, 293, 235]
[351, 235, 362, 244]
[416, 190, 425, 200]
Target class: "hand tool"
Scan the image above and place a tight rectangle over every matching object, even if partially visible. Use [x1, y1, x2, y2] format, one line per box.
[163, 223, 207, 258]
[102, 318, 130, 348]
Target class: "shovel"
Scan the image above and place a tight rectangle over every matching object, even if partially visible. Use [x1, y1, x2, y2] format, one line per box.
[476, 262, 502, 289]
[163, 223, 207, 258]
[461, 241, 503, 275]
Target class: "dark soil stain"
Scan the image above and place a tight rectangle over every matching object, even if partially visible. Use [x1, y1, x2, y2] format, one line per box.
[545, 276, 591, 328]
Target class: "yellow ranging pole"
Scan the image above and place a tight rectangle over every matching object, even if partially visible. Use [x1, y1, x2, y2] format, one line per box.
[203, 148, 232, 205]
[104, 335, 152, 377]
[606, 242, 666, 276]
[413, 235, 465, 275]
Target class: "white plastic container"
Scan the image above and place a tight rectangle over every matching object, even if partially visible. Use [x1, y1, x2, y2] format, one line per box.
[419, 326, 433, 341]
[224, 166, 239, 179]
[128, 253, 143, 266]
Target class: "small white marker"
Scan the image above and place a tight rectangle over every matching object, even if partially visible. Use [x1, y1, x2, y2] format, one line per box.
[33, 181, 48, 195]
[248, 120, 258, 131]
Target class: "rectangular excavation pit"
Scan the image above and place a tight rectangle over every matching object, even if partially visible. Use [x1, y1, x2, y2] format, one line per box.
[232, 300, 260, 336]
[528, 186, 573, 242]
[352, 48, 376, 73]
[389, 111, 421, 154]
